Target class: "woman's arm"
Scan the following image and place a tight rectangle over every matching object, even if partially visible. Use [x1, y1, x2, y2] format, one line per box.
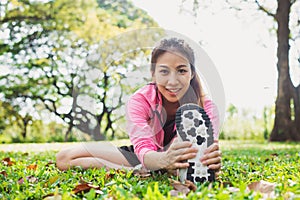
[143, 138, 198, 171]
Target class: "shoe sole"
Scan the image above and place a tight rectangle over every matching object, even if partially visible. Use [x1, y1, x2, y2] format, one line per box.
[175, 103, 215, 183]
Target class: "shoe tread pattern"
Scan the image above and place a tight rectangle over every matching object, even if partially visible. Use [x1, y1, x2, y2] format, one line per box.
[175, 103, 215, 183]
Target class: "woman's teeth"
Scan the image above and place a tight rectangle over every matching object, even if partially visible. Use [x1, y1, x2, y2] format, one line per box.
[168, 89, 180, 93]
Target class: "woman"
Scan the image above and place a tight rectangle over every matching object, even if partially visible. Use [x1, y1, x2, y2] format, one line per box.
[56, 37, 221, 182]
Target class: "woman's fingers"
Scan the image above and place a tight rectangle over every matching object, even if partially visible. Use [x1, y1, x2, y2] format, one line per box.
[166, 140, 222, 170]
[201, 150, 222, 162]
[171, 140, 193, 150]
[174, 162, 190, 169]
[206, 160, 222, 170]
[200, 140, 222, 171]
[204, 142, 219, 154]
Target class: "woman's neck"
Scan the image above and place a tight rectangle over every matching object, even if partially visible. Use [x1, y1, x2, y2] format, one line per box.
[162, 97, 180, 118]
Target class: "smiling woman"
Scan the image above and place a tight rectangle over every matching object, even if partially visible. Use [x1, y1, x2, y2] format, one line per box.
[56, 37, 222, 184]
[154, 52, 194, 101]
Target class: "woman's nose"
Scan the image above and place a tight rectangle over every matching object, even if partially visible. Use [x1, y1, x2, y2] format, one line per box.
[167, 72, 179, 85]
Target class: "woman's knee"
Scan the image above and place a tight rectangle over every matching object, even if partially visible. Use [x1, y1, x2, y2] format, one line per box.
[56, 149, 72, 170]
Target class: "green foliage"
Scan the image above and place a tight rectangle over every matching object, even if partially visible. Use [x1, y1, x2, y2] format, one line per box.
[0, 0, 159, 141]
[220, 105, 274, 141]
[0, 141, 299, 199]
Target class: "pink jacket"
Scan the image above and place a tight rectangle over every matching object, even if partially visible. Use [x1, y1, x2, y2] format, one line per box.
[126, 83, 220, 166]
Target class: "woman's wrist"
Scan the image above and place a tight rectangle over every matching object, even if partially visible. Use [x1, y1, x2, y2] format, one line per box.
[158, 151, 169, 169]
[144, 151, 169, 171]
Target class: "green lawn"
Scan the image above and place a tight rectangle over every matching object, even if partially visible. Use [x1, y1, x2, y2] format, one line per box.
[0, 140, 299, 199]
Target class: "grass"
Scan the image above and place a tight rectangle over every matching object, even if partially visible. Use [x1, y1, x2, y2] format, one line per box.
[0, 140, 300, 199]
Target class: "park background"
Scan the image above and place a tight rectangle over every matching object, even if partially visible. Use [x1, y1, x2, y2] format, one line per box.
[0, 0, 299, 143]
[0, 1, 300, 199]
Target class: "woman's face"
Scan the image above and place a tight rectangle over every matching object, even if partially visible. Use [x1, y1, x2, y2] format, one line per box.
[153, 51, 194, 103]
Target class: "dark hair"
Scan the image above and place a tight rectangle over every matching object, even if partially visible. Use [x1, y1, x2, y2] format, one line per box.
[151, 37, 205, 107]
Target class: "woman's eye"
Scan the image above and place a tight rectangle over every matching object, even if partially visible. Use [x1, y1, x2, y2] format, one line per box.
[178, 69, 187, 74]
[160, 70, 169, 74]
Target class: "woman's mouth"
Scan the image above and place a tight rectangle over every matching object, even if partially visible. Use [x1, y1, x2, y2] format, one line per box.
[166, 88, 181, 96]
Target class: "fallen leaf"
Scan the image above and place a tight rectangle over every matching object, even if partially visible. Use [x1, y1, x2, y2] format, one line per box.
[72, 183, 100, 194]
[248, 180, 276, 193]
[73, 178, 101, 194]
[170, 190, 180, 196]
[247, 180, 276, 199]
[0, 170, 8, 177]
[17, 177, 25, 185]
[48, 175, 60, 185]
[2, 157, 15, 166]
[105, 172, 115, 179]
[132, 167, 151, 179]
[170, 179, 196, 196]
[18, 175, 38, 184]
[28, 176, 39, 183]
[27, 164, 38, 170]
[171, 183, 190, 196]
[184, 180, 197, 192]
[43, 194, 62, 200]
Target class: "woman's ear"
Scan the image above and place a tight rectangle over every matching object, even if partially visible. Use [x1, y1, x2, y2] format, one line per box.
[190, 72, 195, 81]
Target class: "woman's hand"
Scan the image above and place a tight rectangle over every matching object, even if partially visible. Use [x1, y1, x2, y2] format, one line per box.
[200, 140, 222, 176]
[161, 138, 198, 170]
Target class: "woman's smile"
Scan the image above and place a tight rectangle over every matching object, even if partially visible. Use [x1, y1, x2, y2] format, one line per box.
[166, 88, 181, 96]
[153, 52, 193, 103]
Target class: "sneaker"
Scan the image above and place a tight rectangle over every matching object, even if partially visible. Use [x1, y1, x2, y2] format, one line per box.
[175, 103, 215, 183]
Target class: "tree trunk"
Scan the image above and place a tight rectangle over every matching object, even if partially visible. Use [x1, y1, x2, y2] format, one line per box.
[293, 85, 300, 137]
[92, 123, 105, 141]
[21, 117, 30, 139]
[64, 123, 73, 142]
[21, 124, 27, 139]
[270, 0, 300, 141]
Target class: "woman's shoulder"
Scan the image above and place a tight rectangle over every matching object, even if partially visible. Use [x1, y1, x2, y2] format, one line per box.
[203, 98, 214, 107]
[128, 83, 159, 107]
[131, 83, 157, 100]
[203, 98, 218, 114]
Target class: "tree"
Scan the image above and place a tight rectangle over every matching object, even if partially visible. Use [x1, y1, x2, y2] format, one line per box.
[0, 0, 158, 141]
[245, 0, 300, 141]
[187, 0, 300, 141]
[0, 100, 32, 139]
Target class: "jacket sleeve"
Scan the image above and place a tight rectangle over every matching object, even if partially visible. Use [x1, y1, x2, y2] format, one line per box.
[125, 93, 161, 166]
[204, 99, 220, 139]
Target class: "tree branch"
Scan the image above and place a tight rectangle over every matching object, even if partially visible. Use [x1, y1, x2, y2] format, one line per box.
[255, 0, 275, 18]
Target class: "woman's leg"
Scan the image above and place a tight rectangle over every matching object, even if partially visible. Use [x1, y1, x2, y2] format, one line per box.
[56, 142, 134, 171]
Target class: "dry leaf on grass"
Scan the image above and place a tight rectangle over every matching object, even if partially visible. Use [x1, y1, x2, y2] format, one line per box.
[48, 175, 60, 185]
[73, 183, 97, 194]
[247, 180, 276, 193]
[43, 194, 62, 200]
[2, 157, 15, 166]
[27, 164, 38, 170]
[170, 179, 197, 196]
[132, 166, 151, 179]
[247, 180, 276, 199]
[72, 178, 102, 194]
[0, 170, 8, 177]
[17, 175, 38, 184]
